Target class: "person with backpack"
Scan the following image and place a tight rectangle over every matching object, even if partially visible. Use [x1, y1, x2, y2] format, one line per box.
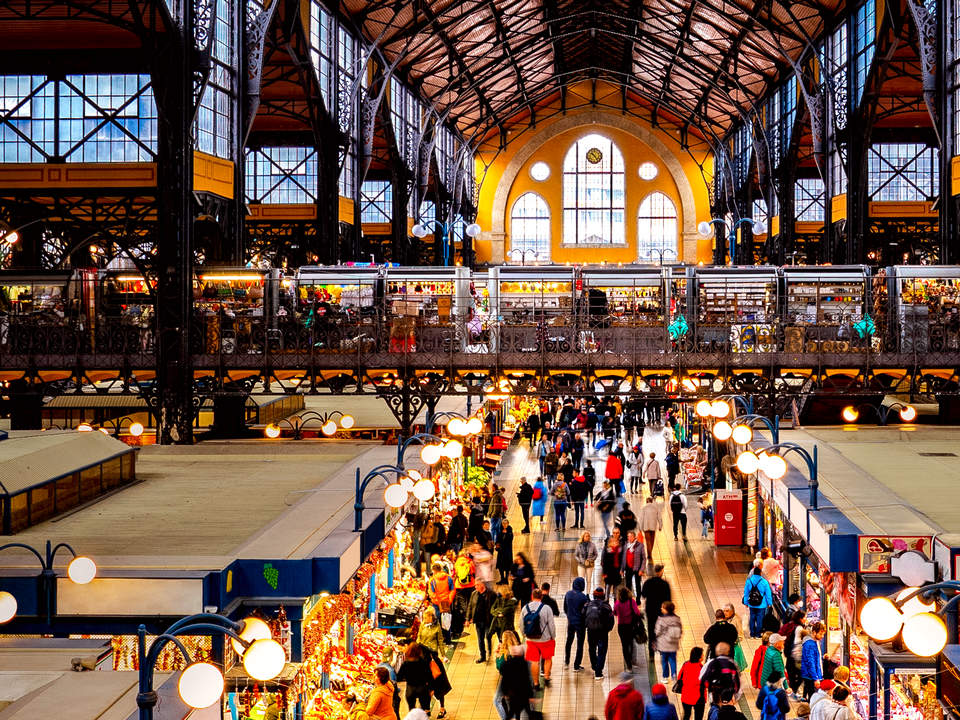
[644, 452, 663, 498]
[644, 683, 679, 720]
[552, 476, 570, 531]
[570, 471, 590, 528]
[756, 670, 791, 720]
[714, 689, 748, 720]
[531, 477, 548, 531]
[617, 502, 638, 538]
[703, 609, 739, 660]
[585, 587, 615, 679]
[596, 480, 618, 539]
[800, 623, 826, 700]
[698, 642, 741, 706]
[615, 586, 644, 672]
[743, 567, 774, 638]
[605, 671, 646, 720]
[416, 608, 451, 718]
[654, 600, 683, 680]
[676, 647, 706, 720]
[516, 477, 534, 534]
[520, 587, 556, 689]
[669, 485, 688, 541]
[427, 562, 455, 627]
[638, 497, 663, 557]
[510, 552, 536, 606]
[563, 576, 589, 671]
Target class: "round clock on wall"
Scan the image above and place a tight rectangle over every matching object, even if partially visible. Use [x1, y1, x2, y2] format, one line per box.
[585, 147, 603, 164]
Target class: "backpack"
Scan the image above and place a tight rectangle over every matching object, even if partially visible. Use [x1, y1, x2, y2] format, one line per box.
[670, 493, 684, 513]
[455, 558, 474, 586]
[585, 600, 614, 632]
[747, 577, 764, 607]
[523, 602, 545, 639]
[707, 661, 738, 695]
[761, 690, 782, 720]
[532, 486, 543, 500]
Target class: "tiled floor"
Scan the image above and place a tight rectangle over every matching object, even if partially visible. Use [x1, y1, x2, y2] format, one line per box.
[439, 437, 763, 720]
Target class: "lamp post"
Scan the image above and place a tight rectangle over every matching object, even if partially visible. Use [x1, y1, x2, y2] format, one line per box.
[509, 248, 539, 265]
[698, 217, 766, 265]
[136, 613, 285, 720]
[860, 581, 960, 657]
[423, 410, 482, 439]
[354, 464, 435, 531]
[0, 540, 97, 624]
[729, 413, 781, 445]
[412, 219, 481, 267]
[742, 441, 820, 510]
[264, 410, 356, 439]
[841, 402, 917, 425]
[642, 248, 678, 265]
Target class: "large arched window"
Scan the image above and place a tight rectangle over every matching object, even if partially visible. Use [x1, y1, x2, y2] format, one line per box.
[562, 134, 625, 245]
[510, 192, 551, 261]
[637, 192, 678, 262]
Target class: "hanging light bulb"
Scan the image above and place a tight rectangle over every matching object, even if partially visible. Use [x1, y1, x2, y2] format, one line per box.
[321, 420, 338, 436]
[128, 422, 145, 437]
[695, 400, 713, 417]
[712, 421, 732, 441]
[898, 405, 917, 422]
[421, 444, 443, 465]
[242, 638, 286, 680]
[443, 440, 463, 459]
[447, 418, 466, 436]
[711, 400, 730, 418]
[67, 556, 97, 585]
[400, 475, 415, 493]
[178, 662, 225, 708]
[466, 417, 483, 435]
[384, 483, 409, 508]
[731, 424, 753, 444]
[0, 591, 17, 623]
[902, 612, 948, 657]
[763, 454, 788, 479]
[859, 597, 903, 641]
[264, 424, 281, 439]
[339, 414, 355, 429]
[413, 478, 436, 501]
[736, 451, 760, 474]
[231, 617, 272, 656]
[896, 587, 936, 619]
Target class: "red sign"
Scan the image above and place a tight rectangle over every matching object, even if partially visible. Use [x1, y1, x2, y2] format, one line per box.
[715, 489, 743, 547]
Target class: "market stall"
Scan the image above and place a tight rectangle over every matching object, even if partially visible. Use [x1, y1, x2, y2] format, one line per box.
[694, 267, 778, 352]
[578, 266, 666, 353]
[293, 266, 382, 352]
[193, 268, 282, 354]
[891, 266, 960, 353]
[97, 269, 156, 353]
[489, 265, 576, 353]
[384, 266, 464, 353]
[0, 271, 82, 353]
[870, 642, 940, 720]
[783, 266, 869, 350]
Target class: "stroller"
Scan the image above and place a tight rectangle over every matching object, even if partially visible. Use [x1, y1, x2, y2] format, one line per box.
[653, 478, 665, 498]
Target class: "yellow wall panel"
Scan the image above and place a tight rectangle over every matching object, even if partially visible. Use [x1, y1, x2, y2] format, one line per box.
[770, 215, 780, 237]
[247, 203, 317, 220]
[952, 156, 960, 196]
[831, 194, 847, 222]
[868, 201, 936, 217]
[339, 196, 355, 223]
[0, 163, 156, 188]
[192, 151, 235, 199]
[362, 222, 392, 235]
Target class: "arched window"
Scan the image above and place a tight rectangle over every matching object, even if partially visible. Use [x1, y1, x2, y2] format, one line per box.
[562, 134, 625, 245]
[510, 192, 551, 261]
[637, 192, 678, 262]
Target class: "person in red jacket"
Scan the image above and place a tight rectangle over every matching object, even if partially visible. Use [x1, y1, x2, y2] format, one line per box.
[605, 453, 625, 497]
[677, 647, 706, 720]
[605, 671, 646, 720]
[750, 632, 771, 689]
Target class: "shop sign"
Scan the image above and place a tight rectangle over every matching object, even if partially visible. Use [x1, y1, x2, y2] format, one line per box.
[858, 536, 932, 574]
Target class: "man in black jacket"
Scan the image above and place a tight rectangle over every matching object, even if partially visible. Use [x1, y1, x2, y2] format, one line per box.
[467, 579, 497, 662]
[703, 608, 739, 658]
[516, 477, 534, 534]
[640, 564, 672, 659]
[447, 506, 468, 552]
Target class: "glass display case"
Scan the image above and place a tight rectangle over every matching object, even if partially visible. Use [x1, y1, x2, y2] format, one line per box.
[695, 267, 778, 352]
[871, 642, 939, 720]
[384, 267, 459, 323]
[784, 267, 868, 349]
[579, 267, 665, 325]
[193, 268, 281, 353]
[892, 266, 960, 352]
[294, 266, 381, 313]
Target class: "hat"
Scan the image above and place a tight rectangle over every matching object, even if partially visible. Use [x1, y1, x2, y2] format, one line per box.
[593, 588, 606, 598]
[652, 683, 667, 696]
[796, 704, 811, 718]
[819, 680, 836, 691]
[769, 633, 786, 644]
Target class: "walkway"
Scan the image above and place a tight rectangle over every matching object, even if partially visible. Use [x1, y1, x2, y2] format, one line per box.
[440, 437, 766, 720]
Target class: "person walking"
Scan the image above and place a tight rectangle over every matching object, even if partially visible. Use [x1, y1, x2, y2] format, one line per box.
[698, 642, 741, 706]
[759, 634, 787, 688]
[714, 689, 748, 720]
[467, 579, 497, 663]
[570, 471, 589, 528]
[451, 551, 476, 638]
[665, 445, 681, 490]
[544, 447, 559, 490]
[800, 623, 826, 700]
[669, 485, 688, 540]
[641, 565, 672, 661]
[531, 477, 548, 531]
[416, 608, 451, 719]
[563, 576, 589, 671]
[516, 477, 533, 534]
[638, 497, 663, 557]
[622, 531, 647, 596]
[654, 600, 683, 680]
[585, 587, 616, 679]
[643, 452, 663, 498]
[698, 492, 713, 538]
[703, 609, 739, 660]
[552, 475, 570, 531]
[575, 530, 599, 579]
[743, 567, 774, 638]
[615, 586, 643, 671]
[606, 451, 625, 497]
[537, 435, 551, 476]
[498, 631, 534, 720]
[596, 480, 618, 539]
[644, 683, 679, 720]
[488, 586, 518, 647]
[446, 506, 468, 553]
[617, 502, 638, 538]
[676, 647, 706, 720]
[396, 643, 433, 713]
[521, 588, 556, 688]
[602, 535, 624, 599]
[510, 552, 536, 606]
[427, 562, 455, 633]
[756, 670, 791, 720]
[525, 412, 541, 448]
[495, 519, 514, 584]
[584, 459, 597, 506]
[366, 666, 400, 720]
[488, 485, 505, 544]
[627, 443, 643, 494]
[572, 432, 585, 471]
[605, 672, 646, 720]
[750, 632, 772, 689]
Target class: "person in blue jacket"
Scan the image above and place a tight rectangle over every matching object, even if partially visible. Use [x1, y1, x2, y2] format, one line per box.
[563, 576, 589, 670]
[742, 567, 773, 639]
[643, 683, 679, 720]
[531, 476, 548, 530]
[800, 621, 826, 700]
[756, 670, 791, 720]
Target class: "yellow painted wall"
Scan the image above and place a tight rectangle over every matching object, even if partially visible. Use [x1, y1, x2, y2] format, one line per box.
[951, 156, 960, 196]
[193, 151, 235, 199]
[474, 95, 713, 264]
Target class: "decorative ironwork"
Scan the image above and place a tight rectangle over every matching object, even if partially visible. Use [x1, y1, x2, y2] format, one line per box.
[905, 0, 940, 146]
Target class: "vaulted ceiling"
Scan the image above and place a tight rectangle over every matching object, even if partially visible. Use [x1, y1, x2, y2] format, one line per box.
[344, 0, 843, 146]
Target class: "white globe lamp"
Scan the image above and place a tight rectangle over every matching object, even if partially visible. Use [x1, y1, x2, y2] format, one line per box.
[242, 638, 286, 680]
[178, 662, 225, 709]
[67, 556, 97, 585]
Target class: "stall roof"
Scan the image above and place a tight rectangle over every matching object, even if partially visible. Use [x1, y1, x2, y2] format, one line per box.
[44, 395, 148, 409]
[288, 395, 467, 429]
[581, 268, 664, 286]
[892, 265, 960, 279]
[783, 266, 869, 283]
[297, 265, 381, 281]
[695, 267, 779, 281]
[0, 431, 135, 496]
[0, 671, 159, 720]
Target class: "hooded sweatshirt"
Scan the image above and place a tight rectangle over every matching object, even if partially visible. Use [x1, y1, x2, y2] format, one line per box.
[643, 693, 679, 720]
[564, 577, 589, 628]
[605, 682, 645, 720]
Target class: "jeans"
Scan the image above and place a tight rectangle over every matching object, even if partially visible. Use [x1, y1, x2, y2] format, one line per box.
[554, 503, 567, 529]
[683, 700, 706, 720]
[491, 516, 502, 544]
[672, 512, 688, 539]
[660, 651, 677, 678]
[618, 624, 635, 670]
[539, 457, 545, 474]
[587, 629, 609, 676]
[701, 509, 711, 537]
[600, 511, 613, 538]
[573, 501, 585, 527]
[520, 504, 531, 531]
[623, 569, 639, 596]
[748, 606, 766, 638]
[547, 474, 557, 490]
[565, 625, 586, 667]
[630, 475, 642, 493]
[494, 685, 507, 720]
[476, 621, 491, 659]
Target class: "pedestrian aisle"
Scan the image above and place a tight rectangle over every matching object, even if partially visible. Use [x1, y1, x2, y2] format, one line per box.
[440, 439, 762, 720]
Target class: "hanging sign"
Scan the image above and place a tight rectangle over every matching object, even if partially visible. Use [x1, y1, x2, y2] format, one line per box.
[858, 535, 931, 574]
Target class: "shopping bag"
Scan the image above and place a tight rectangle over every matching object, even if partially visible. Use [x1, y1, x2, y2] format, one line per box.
[429, 658, 443, 679]
[440, 612, 452, 631]
[733, 642, 748, 671]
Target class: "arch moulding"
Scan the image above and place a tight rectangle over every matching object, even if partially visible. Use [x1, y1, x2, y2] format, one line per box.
[487, 110, 701, 263]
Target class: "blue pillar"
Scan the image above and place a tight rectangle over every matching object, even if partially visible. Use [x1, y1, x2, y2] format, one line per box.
[346, 619, 354, 654]
[387, 548, 395, 588]
[868, 645, 878, 720]
[368, 575, 376, 618]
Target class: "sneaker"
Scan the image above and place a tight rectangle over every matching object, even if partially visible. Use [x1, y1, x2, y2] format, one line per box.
[595, 673, 603, 680]
[476, 658, 486, 664]
[564, 661, 570, 668]
[573, 666, 584, 672]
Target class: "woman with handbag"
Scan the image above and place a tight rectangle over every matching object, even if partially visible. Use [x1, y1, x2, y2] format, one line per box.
[416, 608, 451, 718]
[614, 586, 643, 671]
[675, 646, 706, 720]
[397, 643, 433, 713]
[575, 530, 598, 579]
[654, 600, 683, 680]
